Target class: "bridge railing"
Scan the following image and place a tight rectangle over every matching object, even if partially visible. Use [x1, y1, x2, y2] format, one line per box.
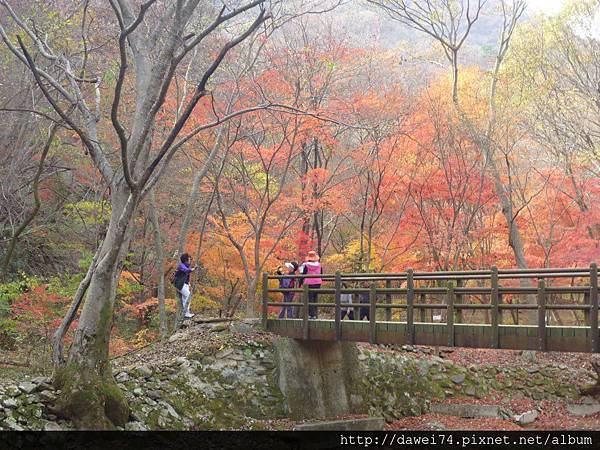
[261, 264, 599, 352]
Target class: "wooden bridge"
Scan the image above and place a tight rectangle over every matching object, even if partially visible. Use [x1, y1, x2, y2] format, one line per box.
[261, 264, 599, 353]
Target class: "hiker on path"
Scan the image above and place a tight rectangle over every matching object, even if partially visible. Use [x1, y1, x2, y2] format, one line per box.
[173, 253, 196, 319]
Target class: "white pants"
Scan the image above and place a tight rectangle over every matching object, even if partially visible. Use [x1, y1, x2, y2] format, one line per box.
[181, 283, 191, 314]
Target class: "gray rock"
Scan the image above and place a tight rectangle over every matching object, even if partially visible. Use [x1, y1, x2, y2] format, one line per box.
[514, 409, 539, 425]
[522, 351, 537, 364]
[168, 332, 186, 343]
[430, 403, 501, 418]
[31, 406, 43, 419]
[229, 353, 246, 361]
[157, 415, 169, 428]
[450, 374, 466, 384]
[133, 388, 143, 396]
[137, 365, 153, 378]
[125, 421, 148, 431]
[39, 390, 56, 402]
[3, 416, 24, 431]
[1, 398, 18, 409]
[221, 368, 237, 384]
[526, 366, 539, 374]
[566, 403, 600, 416]
[294, 417, 385, 431]
[116, 372, 130, 383]
[216, 348, 234, 359]
[465, 387, 476, 396]
[18, 381, 37, 394]
[4, 386, 20, 396]
[43, 421, 63, 431]
[229, 322, 253, 334]
[163, 403, 180, 419]
[210, 360, 228, 371]
[147, 390, 162, 400]
[32, 377, 50, 385]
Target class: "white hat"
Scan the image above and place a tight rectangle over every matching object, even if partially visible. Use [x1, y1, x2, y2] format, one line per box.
[284, 262, 294, 270]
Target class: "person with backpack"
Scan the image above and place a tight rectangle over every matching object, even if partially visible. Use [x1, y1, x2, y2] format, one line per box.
[299, 251, 322, 319]
[278, 262, 298, 319]
[172, 253, 196, 319]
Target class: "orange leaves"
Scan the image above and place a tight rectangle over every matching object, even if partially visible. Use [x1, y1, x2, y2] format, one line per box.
[120, 297, 158, 325]
[9, 283, 71, 342]
[304, 167, 330, 188]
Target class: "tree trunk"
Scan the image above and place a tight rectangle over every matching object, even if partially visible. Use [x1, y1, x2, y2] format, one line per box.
[53, 183, 137, 429]
[246, 276, 258, 317]
[149, 189, 167, 341]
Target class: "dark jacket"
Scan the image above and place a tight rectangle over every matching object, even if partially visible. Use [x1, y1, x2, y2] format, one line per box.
[174, 262, 193, 290]
[279, 276, 295, 289]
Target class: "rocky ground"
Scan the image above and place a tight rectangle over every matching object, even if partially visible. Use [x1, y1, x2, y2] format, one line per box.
[0, 318, 599, 430]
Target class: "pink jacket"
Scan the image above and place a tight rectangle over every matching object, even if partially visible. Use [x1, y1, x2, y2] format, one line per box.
[303, 261, 322, 285]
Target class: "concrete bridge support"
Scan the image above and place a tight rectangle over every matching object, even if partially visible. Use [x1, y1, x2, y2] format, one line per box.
[273, 338, 366, 419]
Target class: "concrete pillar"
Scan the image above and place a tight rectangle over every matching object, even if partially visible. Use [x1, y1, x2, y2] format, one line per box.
[273, 338, 365, 419]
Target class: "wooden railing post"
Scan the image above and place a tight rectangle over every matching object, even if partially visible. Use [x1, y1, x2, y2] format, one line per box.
[385, 279, 392, 321]
[491, 266, 499, 349]
[447, 285, 455, 347]
[302, 284, 309, 340]
[498, 293, 503, 326]
[407, 269, 415, 345]
[591, 263, 598, 352]
[419, 293, 426, 323]
[538, 279, 547, 352]
[369, 284, 377, 344]
[262, 272, 269, 329]
[456, 279, 463, 324]
[584, 291, 591, 327]
[335, 271, 342, 341]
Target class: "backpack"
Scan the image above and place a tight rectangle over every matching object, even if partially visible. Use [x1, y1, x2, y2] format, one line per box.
[173, 268, 189, 291]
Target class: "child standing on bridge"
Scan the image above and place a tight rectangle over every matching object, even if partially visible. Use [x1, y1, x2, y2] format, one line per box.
[278, 262, 298, 319]
[340, 283, 354, 320]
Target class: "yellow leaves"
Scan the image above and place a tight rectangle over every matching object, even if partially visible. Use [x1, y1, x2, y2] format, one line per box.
[325, 239, 382, 273]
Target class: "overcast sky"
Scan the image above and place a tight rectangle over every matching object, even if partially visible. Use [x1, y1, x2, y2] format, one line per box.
[527, 0, 565, 15]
